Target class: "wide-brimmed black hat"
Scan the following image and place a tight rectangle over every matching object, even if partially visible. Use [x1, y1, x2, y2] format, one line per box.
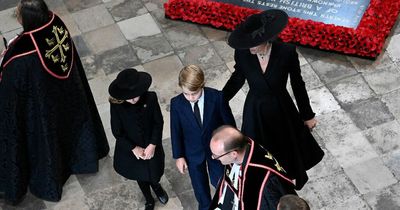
[228, 9, 288, 49]
[108, 68, 152, 100]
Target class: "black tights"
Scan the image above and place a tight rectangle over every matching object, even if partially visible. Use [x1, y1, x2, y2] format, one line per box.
[137, 181, 160, 203]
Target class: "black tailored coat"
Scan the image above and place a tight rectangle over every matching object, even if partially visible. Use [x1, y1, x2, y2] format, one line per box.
[222, 41, 324, 190]
[111, 91, 165, 183]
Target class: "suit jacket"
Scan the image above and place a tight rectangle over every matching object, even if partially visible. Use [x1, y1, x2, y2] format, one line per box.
[170, 87, 236, 164]
[111, 91, 165, 182]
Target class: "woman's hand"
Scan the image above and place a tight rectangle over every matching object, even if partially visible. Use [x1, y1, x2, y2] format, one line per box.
[304, 118, 317, 130]
[143, 144, 156, 160]
[132, 146, 145, 159]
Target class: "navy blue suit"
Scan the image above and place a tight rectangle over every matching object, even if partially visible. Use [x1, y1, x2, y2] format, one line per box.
[170, 87, 236, 210]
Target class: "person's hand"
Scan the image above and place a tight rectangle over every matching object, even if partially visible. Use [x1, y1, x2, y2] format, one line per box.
[132, 146, 145, 159]
[176, 158, 188, 174]
[304, 118, 317, 130]
[143, 144, 156, 159]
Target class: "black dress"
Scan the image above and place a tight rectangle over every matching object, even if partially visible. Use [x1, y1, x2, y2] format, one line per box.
[223, 41, 324, 189]
[0, 18, 110, 202]
[110, 92, 165, 183]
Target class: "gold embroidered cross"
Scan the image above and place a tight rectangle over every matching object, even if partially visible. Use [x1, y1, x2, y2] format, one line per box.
[45, 26, 70, 70]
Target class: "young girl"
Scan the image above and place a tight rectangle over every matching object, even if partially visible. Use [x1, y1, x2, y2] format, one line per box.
[109, 68, 168, 210]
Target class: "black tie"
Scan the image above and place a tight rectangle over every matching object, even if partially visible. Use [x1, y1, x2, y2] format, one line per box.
[194, 101, 202, 127]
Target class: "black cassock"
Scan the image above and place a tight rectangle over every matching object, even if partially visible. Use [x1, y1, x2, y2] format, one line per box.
[0, 13, 109, 203]
[223, 41, 324, 190]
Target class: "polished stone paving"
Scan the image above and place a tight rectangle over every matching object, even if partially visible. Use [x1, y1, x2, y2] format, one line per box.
[1, 0, 400, 209]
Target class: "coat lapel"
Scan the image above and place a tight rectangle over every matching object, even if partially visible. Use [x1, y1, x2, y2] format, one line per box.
[248, 43, 278, 92]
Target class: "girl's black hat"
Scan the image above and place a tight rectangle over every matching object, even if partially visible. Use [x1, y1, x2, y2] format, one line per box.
[108, 68, 152, 100]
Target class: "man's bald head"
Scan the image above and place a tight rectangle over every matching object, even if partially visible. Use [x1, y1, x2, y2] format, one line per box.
[211, 125, 248, 153]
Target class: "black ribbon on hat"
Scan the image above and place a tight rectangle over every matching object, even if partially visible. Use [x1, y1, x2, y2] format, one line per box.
[251, 14, 275, 39]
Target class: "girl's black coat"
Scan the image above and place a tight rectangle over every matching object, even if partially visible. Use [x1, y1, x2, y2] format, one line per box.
[110, 91, 164, 182]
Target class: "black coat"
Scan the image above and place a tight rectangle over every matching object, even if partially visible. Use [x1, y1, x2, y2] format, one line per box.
[0, 20, 109, 202]
[223, 41, 324, 190]
[110, 91, 165, 182]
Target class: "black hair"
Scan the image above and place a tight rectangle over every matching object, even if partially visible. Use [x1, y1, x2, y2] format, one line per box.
[19, 0, 50, 31]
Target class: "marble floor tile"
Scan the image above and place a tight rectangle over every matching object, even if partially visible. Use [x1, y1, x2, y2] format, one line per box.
[212, 40, 234, 63]
[177, 43, 224, 70]
[81, 55, 106, 80]
[364, 120, 400, 155]
[105, 0, 147, 22]
[348, 52, 395, 73]
[177, 191, 198, 210]
[327, 74, 375, 105]
[142, 0, 168, 12]
[386, 34, 400, 62]
[89, 75, 112, 105]
[0, 0, 16, 11]
[64, 0, 102, 13]
[59, 13, 82, 37]
[1, 1, 400, 209]
[344, 157, 397, 194]
[150, 8, 188, 30]
[83, 24, 128, 54]
[203, 64, 233, 90]
[131, 34, 174, 63]
[364, 182, 400, 210]
[298, 171, 359, 209]
[200, 26, 229, 42]
[307, 86, 341, 116]
[344, 97, 395, 130]
[382, 149, 400, 180]
[326, 132, 379, 168]
[362, 64, 400, 95]
[76, 156, 125, 195]
[310, 55, 358, 84]
[72, 4, 114, 33]
[321, 195, 370, 210]
[164, 24, 209, 49]
[306, 149, 342, 180]
[315, 109, 361, 141]
[118, 13, 161, 41]
[73, 35, 92, 57]
[95, 45, 140, 75]
[0, 7, 19, 33]
[381, 89, 400, 119]
[297, 46, 340, 63]
[299, 64, 324, 90]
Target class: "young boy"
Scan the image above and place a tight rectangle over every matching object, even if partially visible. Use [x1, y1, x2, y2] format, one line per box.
[170, 65, 236, 210]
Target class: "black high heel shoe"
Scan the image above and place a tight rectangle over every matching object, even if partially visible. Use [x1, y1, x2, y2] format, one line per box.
[152, 184, 169, 205]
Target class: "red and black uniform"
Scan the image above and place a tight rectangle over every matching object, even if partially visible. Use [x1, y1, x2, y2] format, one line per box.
[210, 139, 296, 210]
[0, 13, 109, 203]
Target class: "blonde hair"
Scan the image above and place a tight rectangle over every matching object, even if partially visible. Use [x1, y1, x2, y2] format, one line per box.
[108, 96, 124, 104]
[178, 65, 205, 91]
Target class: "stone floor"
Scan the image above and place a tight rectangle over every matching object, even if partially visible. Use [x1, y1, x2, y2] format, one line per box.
[1, 0, 400, 209]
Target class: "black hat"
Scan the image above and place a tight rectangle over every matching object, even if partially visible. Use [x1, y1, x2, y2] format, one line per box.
[228, 9, 288, 49]
[108, 68, 152, 100]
